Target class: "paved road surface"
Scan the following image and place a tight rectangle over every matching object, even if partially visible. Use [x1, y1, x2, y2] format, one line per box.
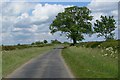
[6, 46, 74, 78]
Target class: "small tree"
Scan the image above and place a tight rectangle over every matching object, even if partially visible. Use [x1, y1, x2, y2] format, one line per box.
[51, 39, 61, 44]
[43, 40, 48, 44]
[17, 43, 21, 46]
[31, 42, 35, 45]
[94, 15, 116, 40]
[50, 6, 93, 45]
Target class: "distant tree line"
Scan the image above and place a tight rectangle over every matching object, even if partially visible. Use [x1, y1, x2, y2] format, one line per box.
[31, 40, 48, 45]
[31, 39, 62, 45]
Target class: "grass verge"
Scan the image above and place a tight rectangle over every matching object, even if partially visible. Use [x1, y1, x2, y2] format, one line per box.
[2, 46, 54, 77]
[0, 46, 2, 78]
[62, 46, 118, 78]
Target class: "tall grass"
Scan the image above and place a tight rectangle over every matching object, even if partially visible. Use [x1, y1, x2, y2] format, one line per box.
[0, 46, 2, 78]
[62, 46, 118, 78]
[2, 46, 54, 77]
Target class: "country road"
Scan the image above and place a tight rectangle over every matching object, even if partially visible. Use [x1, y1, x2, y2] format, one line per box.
[6, 46, 74, 78]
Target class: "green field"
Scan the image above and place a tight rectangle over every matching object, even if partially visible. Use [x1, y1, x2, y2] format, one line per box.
[2, 46, 54, 77]
[62, 46, 118, 78]
[0, 46, 2, 78]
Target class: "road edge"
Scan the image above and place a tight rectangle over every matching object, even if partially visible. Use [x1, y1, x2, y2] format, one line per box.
[59, 49, 75, 78]
[6, 49, 53, 78]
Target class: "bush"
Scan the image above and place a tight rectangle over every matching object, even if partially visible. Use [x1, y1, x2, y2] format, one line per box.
[100, 40, 118, 50]
[79, 40, 119, 50]
[2, 45, 32, 51]
[16, 45, 31, 49]
[2, 46, 16, 50]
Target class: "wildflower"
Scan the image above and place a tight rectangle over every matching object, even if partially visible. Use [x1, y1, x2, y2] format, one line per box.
[98, 45, 101, 48]
[106, 48, 109, 51]
[115, 50, 117, 54]
[98, 45, 101, 47]
[105, 47, 113, 51]
[110, 53, 113, 56]
[104, 54, 108, 56]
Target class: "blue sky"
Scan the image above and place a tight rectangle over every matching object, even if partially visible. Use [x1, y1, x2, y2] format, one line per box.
[1, 0, 119, 45]
[39, 2, 90, 6]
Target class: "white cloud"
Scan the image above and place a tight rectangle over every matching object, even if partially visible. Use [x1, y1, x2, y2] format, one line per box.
[28, 25, 38, 32]
[88, 2, 117, 12]
[17, 13, 29, 19]
[14, 3, 70, 28]
[87, 0, 118, 18]
[2, 2, 36, 16]
[88, 0, 118, 23]
[31, 3, 71, 24]
[2, 3, 72, 44]
[111, 10, 118, 17]
[14, 13, 31, 28]
[2, 32, 15, 45]
[12, 27, 22, 31]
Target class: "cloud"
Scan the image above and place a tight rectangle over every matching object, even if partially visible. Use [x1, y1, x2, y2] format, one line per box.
[2, 16, 17, 33]
[32, 3, 66, 18]
[88, 0, 118, 19]
[2, 32, 15, 45]
[88, 1, 118, 18]
[2, 2, 35, 16]
[2, 3, 72, 44]
[14, 3, 70, 28]
[31, 3, 71, 25]
[88, 2, 118, 12]
[14, 13, 31, 28]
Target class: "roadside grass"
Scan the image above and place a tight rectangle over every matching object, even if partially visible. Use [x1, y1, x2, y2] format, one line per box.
[0, 46, 2, 78]
[2, 46, 54, 77]
[62, 46, 118, 78]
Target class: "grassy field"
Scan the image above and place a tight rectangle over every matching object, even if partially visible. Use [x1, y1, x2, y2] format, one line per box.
[0, 46, 2, 78]
[2, 46, 54, 77]
[62, 46, 118, 78]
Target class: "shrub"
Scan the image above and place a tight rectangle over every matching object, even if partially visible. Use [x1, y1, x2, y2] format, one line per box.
[100, 40, 118, 50]
[2, 46, 16, 51]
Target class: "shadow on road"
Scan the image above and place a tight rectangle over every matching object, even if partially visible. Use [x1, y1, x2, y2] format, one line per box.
[53, 47, 64, 49]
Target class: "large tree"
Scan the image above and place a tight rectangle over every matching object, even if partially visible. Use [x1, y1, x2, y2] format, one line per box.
[50, 6, 93, 45]
[94, 15, 116, 40]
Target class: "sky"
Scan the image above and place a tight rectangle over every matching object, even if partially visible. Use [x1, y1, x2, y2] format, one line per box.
[0, 0, 120, 45]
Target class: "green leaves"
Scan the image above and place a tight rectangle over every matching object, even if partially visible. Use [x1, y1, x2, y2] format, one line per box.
[50, 6, 93, 44]
[94, 15, 116, 40]
[49, 6, 117, 44]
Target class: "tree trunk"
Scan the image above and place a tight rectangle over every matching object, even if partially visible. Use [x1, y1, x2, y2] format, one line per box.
[73, 38, 77, 45]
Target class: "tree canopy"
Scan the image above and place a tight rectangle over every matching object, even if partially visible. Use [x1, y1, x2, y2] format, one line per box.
[51, 39, 61, 44]
[94, 15, 116, 40]
[43, 40, 48, 44]
[50, 6, 93, 44]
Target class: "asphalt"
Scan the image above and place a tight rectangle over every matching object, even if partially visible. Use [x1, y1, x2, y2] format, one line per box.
[6, 46, 74, 78]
